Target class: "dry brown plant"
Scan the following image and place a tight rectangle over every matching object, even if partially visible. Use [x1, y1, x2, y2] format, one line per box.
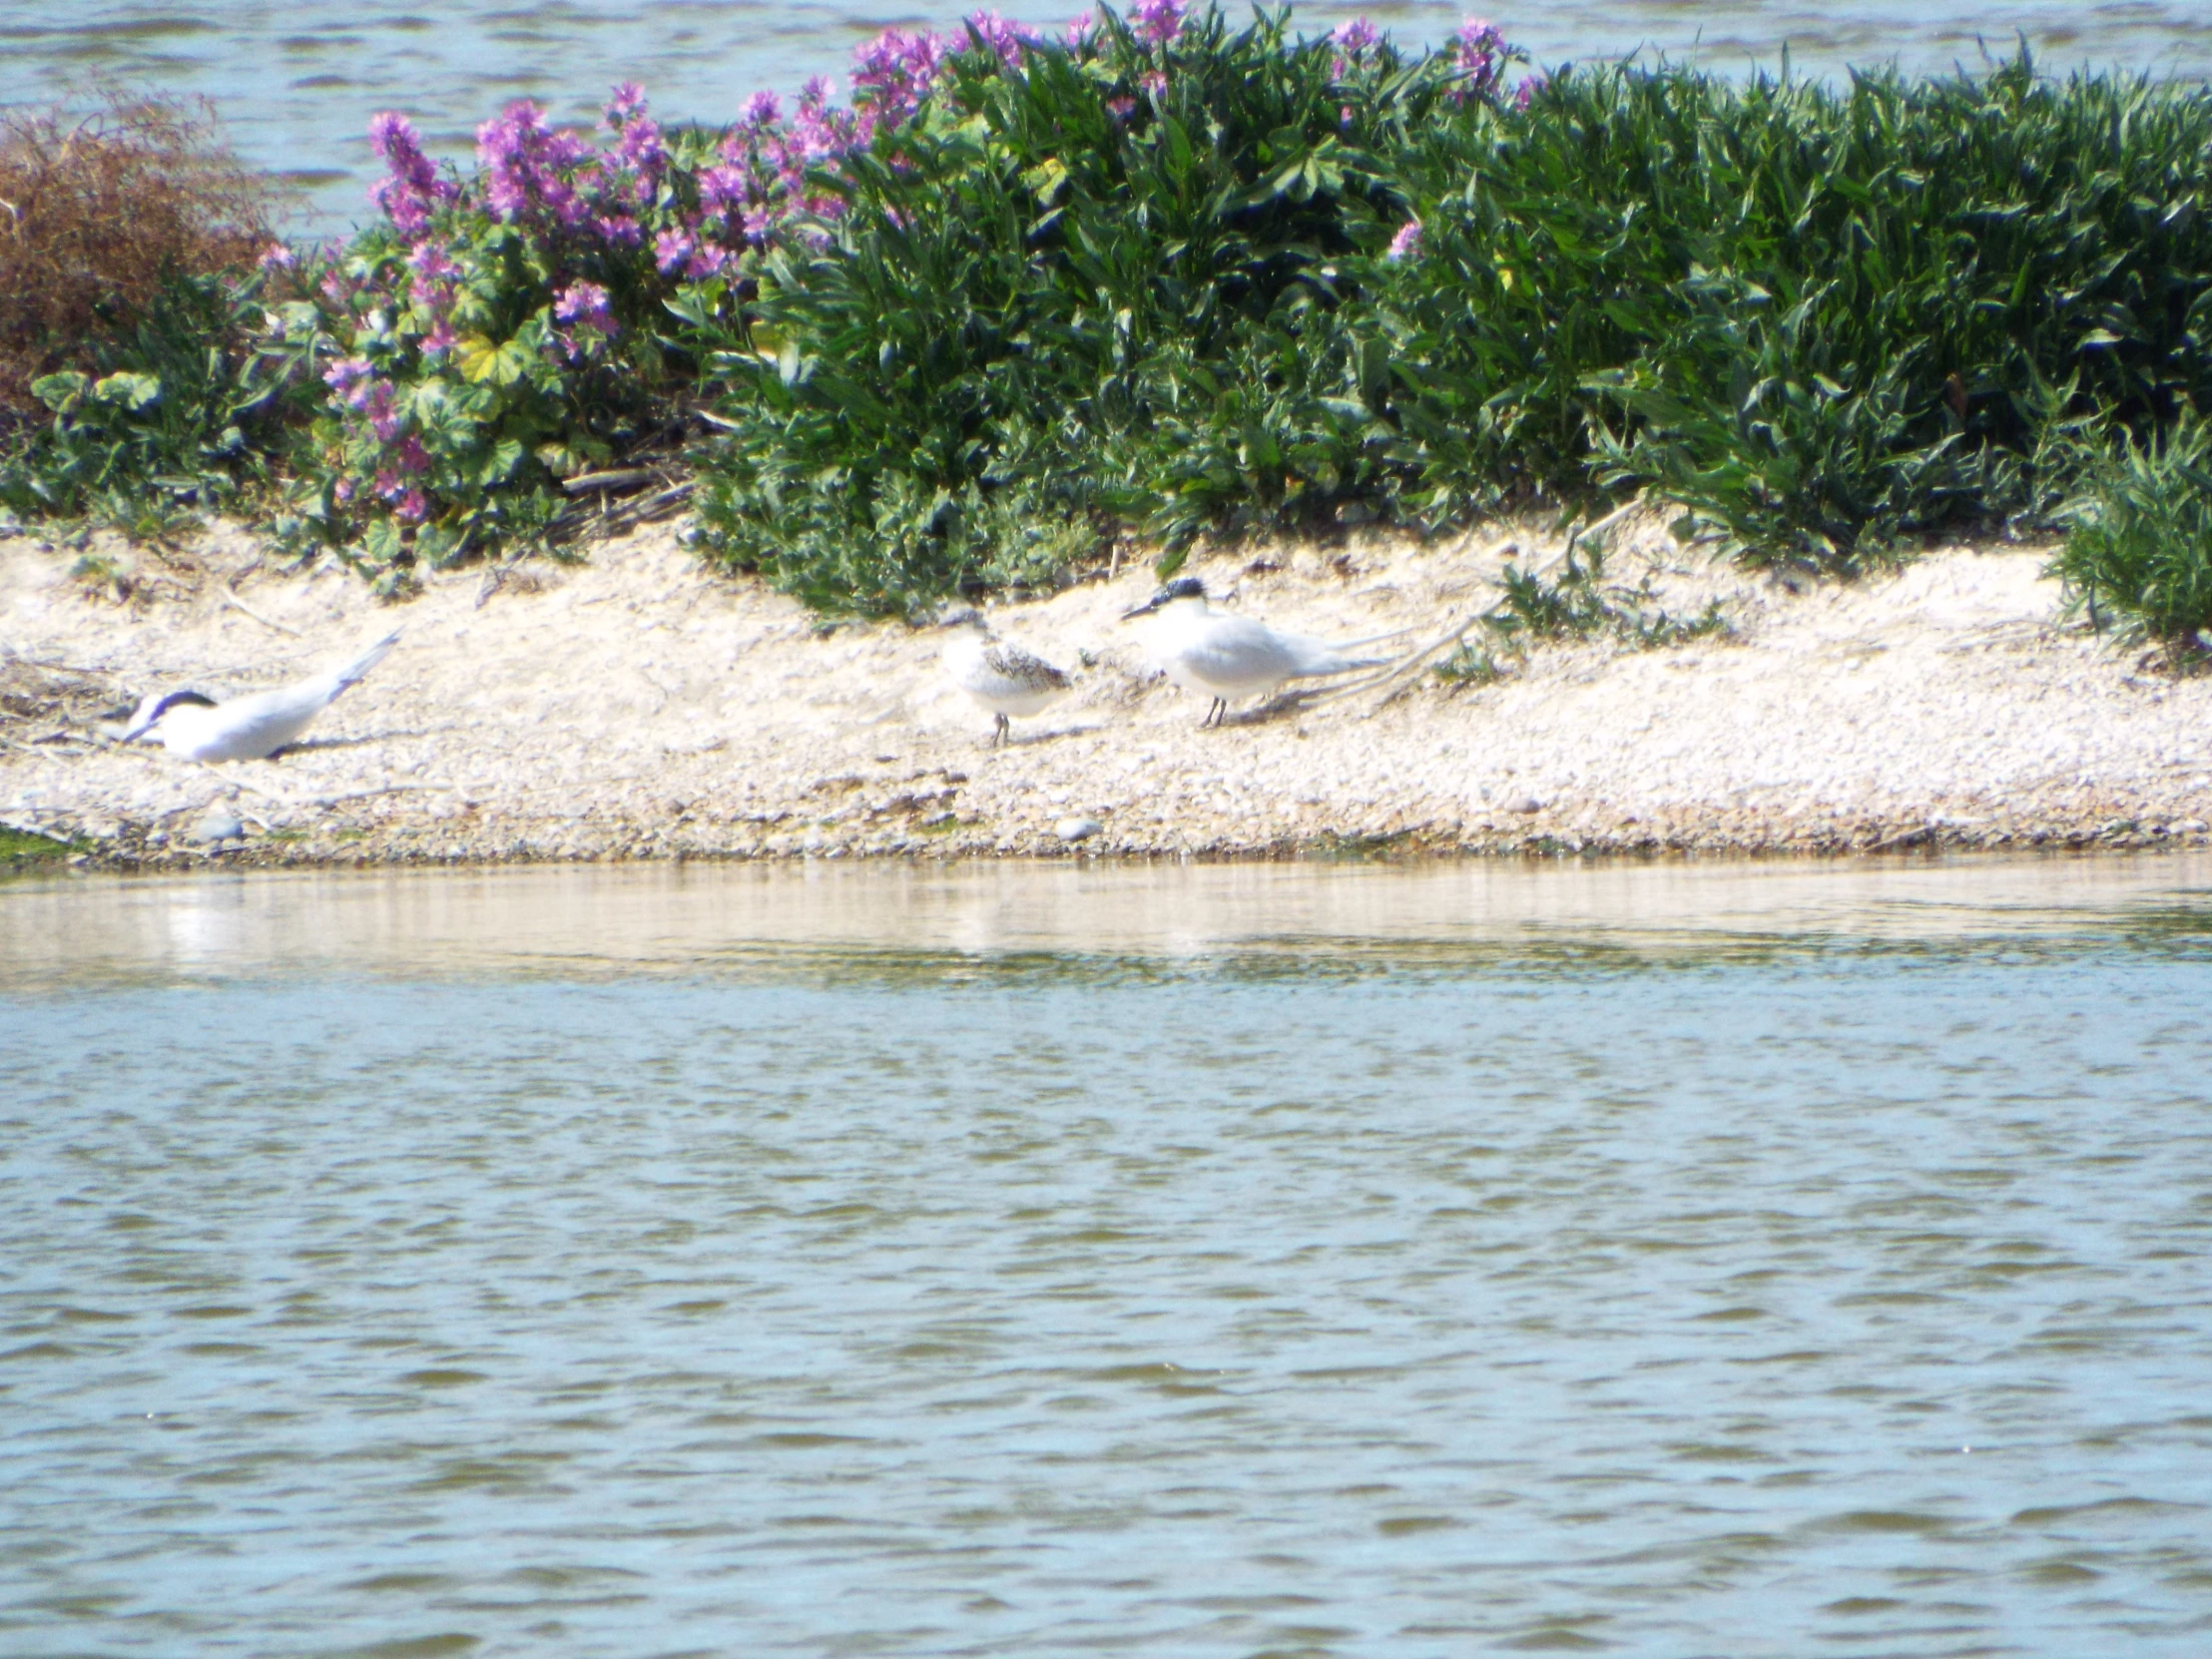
[0, 94, 279, 421]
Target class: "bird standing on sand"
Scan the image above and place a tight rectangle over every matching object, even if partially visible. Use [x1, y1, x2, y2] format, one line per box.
[938, 609, 1072, 747]
[120, 630, 401, 762]
[1121, 577, 1389, 727]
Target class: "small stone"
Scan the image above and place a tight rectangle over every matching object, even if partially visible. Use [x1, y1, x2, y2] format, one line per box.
[188, 808, 245, 845]
[1506, 796, 1544, 815]
[1055, 816, 1103, 842]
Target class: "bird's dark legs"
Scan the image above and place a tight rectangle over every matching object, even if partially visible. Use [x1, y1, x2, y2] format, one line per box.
[1204, 697, 1228, 728]
[993, 712, 1010, 747]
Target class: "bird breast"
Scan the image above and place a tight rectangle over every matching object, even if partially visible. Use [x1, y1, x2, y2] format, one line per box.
[1153, 610, 1301, 699]
[944, 635, 1068, 717]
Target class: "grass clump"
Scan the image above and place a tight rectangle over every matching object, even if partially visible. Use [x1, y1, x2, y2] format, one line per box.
[2050, 412, 2212, 659]
[0, 96, 303, 530]
[1435, 541, 1729, 685]
[0, 824, 86, 869]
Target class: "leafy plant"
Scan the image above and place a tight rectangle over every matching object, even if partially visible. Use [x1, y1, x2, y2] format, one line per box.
[687, 5, 1534, 613]
[2050, 410, 2212, 655]
[0, 96, 303, 528]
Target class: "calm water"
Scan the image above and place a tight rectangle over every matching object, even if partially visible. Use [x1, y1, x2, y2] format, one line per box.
[3, 855, 2211, 1656]
[2, 2, 2209, 233]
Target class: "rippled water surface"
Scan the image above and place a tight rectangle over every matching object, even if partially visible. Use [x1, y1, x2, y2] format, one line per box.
[4, 856, 2212, 1656]
[2, 2, 2209, 232]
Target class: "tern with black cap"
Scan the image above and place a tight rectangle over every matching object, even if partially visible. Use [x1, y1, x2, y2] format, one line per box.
[120, 629, 401, 763]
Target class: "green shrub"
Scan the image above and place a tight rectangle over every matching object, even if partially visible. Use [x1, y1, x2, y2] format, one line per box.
[2050, 412, 2212, 653]
[1, 270, 309, 533]
[688, 8, 1527, 613]
[12, 12, 2212, 621]
[1382, 56, 2212, 568]
[0, 98, 302, 528]
[271, 93, 742, 580]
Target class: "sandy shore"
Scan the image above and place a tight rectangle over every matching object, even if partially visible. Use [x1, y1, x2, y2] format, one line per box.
[4, 511, 2209, 869]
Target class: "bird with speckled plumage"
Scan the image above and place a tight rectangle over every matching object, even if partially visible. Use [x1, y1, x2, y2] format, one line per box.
[937, 608, 1072, 747]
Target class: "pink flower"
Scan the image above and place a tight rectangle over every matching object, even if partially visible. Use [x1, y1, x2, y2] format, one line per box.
[1449, 19, 1506, 104]
[323, 356, 372, 396]
[1129, 0, 1185, 47]
[852, 29, 948, 131]
[476, 101, 595, 225]
[963, 11, 1035, 64]
[406, 241, 460, 280]
[594, 213, 642, 246]
[332, 477, 355, 505]
[395, 488, 429, 524]
[1514, 73, 1546, 111]
[699, 164, 752, 215]
[1386, 218, 1422, 260]
[1332, 16, 1378, 78]
[742, 90, 782, 130]
[421, 319, 458, 357]
[366, 111, 456, 236]
[654, 228, 695, 274]
[1106, 95, 1136, 122]
[1065, 11, 1094, 45]
[605, 82, 648, 124]
[616, 115, 666, 178]
[553, 279, 615, 329]
[370, 408, 403, 447]
[258, 242, 296, 272]
[394, 434, 431, 475]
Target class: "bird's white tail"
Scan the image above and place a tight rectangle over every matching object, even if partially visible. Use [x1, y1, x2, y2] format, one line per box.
[1329, 624, 1420, 652]
[329, 629, 401, 697]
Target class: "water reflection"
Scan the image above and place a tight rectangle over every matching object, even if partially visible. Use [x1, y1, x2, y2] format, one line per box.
[3, 851, 2209, 987]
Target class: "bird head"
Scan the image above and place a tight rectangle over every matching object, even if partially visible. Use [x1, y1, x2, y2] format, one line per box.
[1120, 576, 1207, 620]
[932, 605, 990, 633]
[119, 690, 217, 744]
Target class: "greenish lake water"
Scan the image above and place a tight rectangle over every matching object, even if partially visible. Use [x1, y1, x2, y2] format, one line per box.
[3, 855, 2211, 1654]
[1, 3, 2207, 233]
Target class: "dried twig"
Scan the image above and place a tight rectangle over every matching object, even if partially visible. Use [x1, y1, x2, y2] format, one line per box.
[562, 467, 657, 494]
[220, 583, 302, 637]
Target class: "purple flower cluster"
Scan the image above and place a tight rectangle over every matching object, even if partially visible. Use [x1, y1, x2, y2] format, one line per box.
[964, 11, 1039, 65]
[554, 279, 618, 359]
[367, 114, 458, 238]
[320, 9, 1534, 543]
[851, 29, 952, 136]
[1130, 0, 1186, 48]
[1331, 16, 1378, 80]
[1449, 18, 1506, 104]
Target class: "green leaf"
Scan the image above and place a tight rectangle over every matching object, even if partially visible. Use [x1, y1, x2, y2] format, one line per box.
[30, 372, 89, 413]
[92, 372, 162, 411]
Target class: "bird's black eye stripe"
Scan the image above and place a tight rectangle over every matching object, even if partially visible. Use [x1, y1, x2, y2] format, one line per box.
[150, 691, 218, 718]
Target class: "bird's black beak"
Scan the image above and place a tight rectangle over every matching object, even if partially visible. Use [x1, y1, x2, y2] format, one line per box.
[1119, 597, 1161, 621]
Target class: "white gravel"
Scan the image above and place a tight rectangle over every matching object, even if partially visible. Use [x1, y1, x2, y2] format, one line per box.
[4, 512, 2209, 868]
